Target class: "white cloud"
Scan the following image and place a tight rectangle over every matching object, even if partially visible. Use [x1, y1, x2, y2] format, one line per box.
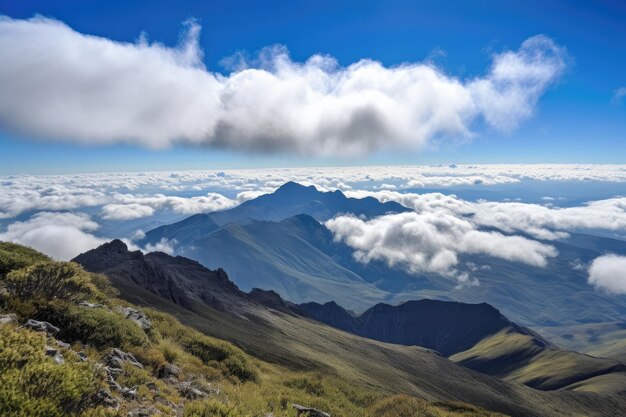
[101, 203, 155, 220]
[588, 254, 626, 294]
[108, 192, 238, 216]
[0, 17, 565, 155]
[0, 212, 107, 260]
[612, 87, 626, 105]
[325, 211, 556, 285]
[144, 237, 176, 255]
[345, 189, 626, 241]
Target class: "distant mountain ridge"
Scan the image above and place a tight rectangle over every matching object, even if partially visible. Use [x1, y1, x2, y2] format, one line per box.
[139, 182, 626, 332]
[298, 299, 540, 356]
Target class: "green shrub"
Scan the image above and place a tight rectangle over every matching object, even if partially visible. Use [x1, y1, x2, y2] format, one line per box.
[46, 302, 148, 349]
[284, 375, 325, 396]
[148, 309, 258, 382]
[0, 325, 102, 417]
[0, 242, 49, 278]
[184, 399, 242, 417]
[4, 262, 97, 303]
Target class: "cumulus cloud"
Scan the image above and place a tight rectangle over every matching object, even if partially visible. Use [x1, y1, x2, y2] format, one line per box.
[325, 211, 556, 285]
[0, 212, 107, 260]
[144, 237, 176, 255]
[101, 203, 155, 220]
[588, 254, 626, 294]
[0, 16, 565, 155]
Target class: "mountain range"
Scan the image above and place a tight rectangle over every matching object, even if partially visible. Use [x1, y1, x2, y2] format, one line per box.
[139, 182, 626, 344]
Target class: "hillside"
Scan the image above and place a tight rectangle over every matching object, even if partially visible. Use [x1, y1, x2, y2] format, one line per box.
[0, 241, 512, 417]
[73, 241, 626, 417]
[299, 299, 626, 391]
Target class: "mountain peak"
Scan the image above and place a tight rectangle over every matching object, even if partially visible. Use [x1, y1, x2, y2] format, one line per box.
[274, 181, 319, 195]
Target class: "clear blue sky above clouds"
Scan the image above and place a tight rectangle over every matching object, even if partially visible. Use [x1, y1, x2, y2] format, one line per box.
[0, 0, 625, 174]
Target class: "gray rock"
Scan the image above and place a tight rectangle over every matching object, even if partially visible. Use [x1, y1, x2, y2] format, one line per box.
[128, 406, 160, 417]
[95, 388, 120, 409]
[175, 381, 208, 399]
[56, 340, 71, 349]
[158, 363, 181, 379]
[103, 348, 144, 369]
[77, 351, 88, 362]
[79, 301, 106, 308]
[293, 404, 331, 417]
[24, 319, 59, 334]
[0, 314, 17, 325]
[44, 345, 65, 364]
[117, 306, 152, 330]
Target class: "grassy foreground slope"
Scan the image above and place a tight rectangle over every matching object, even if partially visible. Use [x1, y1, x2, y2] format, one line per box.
[0, 242, 504, 417]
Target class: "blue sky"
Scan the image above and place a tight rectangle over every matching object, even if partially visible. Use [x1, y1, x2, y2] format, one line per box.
[0, 0, 625, 174]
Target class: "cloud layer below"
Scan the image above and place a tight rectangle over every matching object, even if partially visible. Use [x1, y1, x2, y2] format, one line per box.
[0, 212, 107, 260]
[0, 17, 565, 155]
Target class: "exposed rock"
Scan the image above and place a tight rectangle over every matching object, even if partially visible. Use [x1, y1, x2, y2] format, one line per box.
[117, 306, 152, 331]
[79, 301, 106, 308]
[292, 404, 331, 417]
[128, 406, 160, 416]
[44, 345, 65, 364]
[104, 348, 144, 369]
[94, 388, 120, 409]
[24, 319, 59, 335]
[77, 351, 88, 362]
[0, 314, 17, 325]
[175, 381, 210, 399]
[56, 340, 71, 349]
[146, 381, 160, 392]
[158, 363, 181, 379]
[106, 373, 137, 399]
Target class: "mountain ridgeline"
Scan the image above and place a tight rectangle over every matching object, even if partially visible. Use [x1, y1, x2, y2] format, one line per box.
[298, 299, 539, 356]
[139, 181, 626, 333]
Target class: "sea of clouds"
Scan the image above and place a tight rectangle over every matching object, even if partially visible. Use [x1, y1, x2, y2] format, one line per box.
[2, 165, 626, 294]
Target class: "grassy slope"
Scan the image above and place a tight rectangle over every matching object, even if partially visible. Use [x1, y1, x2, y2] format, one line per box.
[450, 329, 626, 392]
[0, 241, 508, 417]
[539, 322, 626, 363]
[112, 277, 626, 417]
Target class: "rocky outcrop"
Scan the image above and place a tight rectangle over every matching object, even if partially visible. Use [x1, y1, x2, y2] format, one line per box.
[0, 314, 16, 325]
[293, 404, 331, 417]
[117, 306, 152, 330]
[103, 348, 144, 370]
[24, 319, 60, 335]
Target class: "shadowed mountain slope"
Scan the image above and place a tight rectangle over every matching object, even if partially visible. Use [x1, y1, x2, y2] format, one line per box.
[298, 299, 626, 391]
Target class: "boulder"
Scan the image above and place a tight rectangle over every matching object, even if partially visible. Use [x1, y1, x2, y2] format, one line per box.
[103, 348, 144, 369]
[292, 404, 331, 417]
[79, 301, 106, 308]
[0, 314, 17, 325]
[94, 388, 120, 409]
[24, 319, 59, 334]
[175, 381, 209, 399]
[44, 345, 65, 364]
[117, 306, 152, 330]
[158, 363, 181, 379]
